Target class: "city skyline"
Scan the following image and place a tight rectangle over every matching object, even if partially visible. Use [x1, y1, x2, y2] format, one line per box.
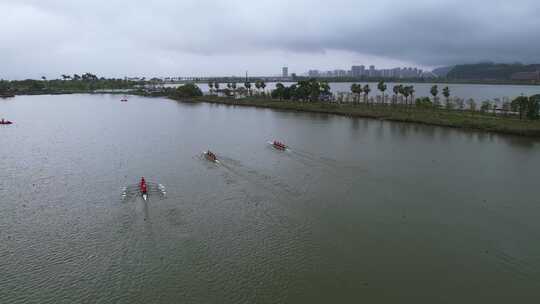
[306, 65, 430, 79]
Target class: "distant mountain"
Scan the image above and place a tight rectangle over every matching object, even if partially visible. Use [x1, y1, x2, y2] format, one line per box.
[431, 66, 454, 78]
[446, 63, 540, 81]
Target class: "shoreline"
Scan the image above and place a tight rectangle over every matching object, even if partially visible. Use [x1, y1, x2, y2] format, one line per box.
[175, 96, 540, 138]
[5, 92, 539, 137]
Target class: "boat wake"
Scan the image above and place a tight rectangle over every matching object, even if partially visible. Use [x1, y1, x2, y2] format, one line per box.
[202, 154, 302, 201]
[281, 145, 364, 176]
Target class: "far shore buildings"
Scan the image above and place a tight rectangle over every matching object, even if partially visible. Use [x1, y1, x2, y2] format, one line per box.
[282, 67, 289, 78]
[307, 65, 429, 79]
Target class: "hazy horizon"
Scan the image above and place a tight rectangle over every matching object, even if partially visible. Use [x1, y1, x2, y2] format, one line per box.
[2, 0, 540, 79]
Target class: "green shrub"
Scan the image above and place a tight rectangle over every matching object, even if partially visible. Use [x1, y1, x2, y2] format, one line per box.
[174, 83, 202, 98]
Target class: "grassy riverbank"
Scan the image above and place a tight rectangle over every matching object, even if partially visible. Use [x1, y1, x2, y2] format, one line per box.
[178, 96, 540, 137]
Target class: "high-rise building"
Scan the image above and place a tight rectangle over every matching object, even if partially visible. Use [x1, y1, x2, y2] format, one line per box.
[308, 70, 320, 77]
[369, 65, 376, 77]
[351, 65, 363, 77]
[334, 69, 347, 77]
[282, 67, 289, 78]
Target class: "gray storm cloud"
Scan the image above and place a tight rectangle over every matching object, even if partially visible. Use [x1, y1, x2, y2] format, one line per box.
[1, 0, 539, 78]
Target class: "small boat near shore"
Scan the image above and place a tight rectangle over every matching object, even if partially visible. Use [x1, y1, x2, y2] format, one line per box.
[0, 119, 13, 125]
[120, 95, 128, 102]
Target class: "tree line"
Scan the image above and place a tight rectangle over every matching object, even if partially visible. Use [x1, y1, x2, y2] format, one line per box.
[0, 73, 141, 93]
[271, 80, 539, 121]
[202, 78, 540, 120]
[208, 80, 269, 97]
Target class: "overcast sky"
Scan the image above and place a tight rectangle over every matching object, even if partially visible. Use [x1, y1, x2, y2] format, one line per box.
[1, 0, 539, 79]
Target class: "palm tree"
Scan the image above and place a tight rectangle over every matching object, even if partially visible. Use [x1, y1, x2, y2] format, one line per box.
[430, 85, 439, 108]
[443, 86, 451, 105]
[208, 81, 214, 95]
[244, 81, 252, 96]
[408, 86, 415, 105]
[254, 80, 262, 95]
[377, 81, 387, 105]
[401, 86, 410, 105]
[392, 85, 400, 105]
[231, 82, 237, 98]
[260, 81, 266, 96]
[350, 84, 357, 103]
[363, 84, 371, 104]
[351, 83, 363, 104]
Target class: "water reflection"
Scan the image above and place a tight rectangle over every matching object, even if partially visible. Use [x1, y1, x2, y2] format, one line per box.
[502, 135, 540, 149]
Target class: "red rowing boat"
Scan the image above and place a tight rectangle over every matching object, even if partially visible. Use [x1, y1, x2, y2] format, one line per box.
[140, 177, 148, 200]
[204, 150, 218, 162]
[272, 140, 287, 150]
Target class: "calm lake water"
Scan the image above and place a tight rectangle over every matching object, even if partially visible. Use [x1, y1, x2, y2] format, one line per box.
[1, 94, 540, 303]
[192, 82, 540, 101]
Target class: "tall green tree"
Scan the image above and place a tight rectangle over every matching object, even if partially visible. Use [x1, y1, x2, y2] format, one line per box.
[480, 100, 492, 113]
[294, 80, 309, 101]
[272, 83, 285, 100]
[430, 85, 439, 107]
[402, 86, 410, 105]
[363, 84, 371, 104]
[467, 98, 477, 113]
[351, 83, 362, 104]
[511, 96, 529, 120]
[244, 81, 252, 96]
[231, 82, 237, 98]
[527, 95, 540, 120]
[260, 81, 266, 96]
[392, 85, 401, 105]
[408, 86, 415, 105]
[308, 80, 322, 102]
[377, 81, 387, 104]
[443, 86, 451, 105]
[320, 81, 331, 101]
[174, 83, 203, 98]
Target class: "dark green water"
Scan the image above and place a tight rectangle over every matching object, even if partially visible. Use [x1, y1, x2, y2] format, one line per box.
[1, 94, 540, 303]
